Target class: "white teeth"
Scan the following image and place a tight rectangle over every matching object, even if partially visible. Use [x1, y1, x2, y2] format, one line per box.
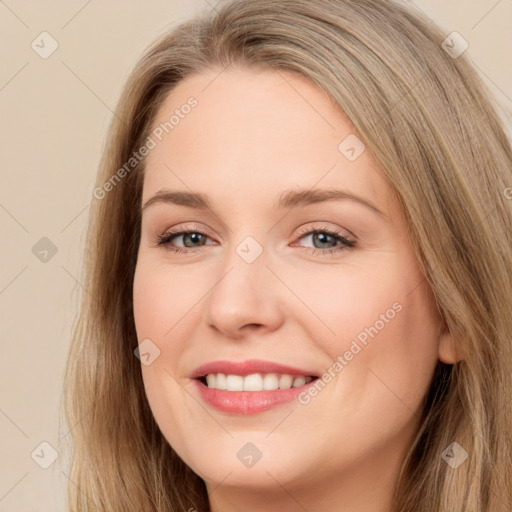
[263, 373, 279, 390]
[292, 376, 306, 387]
[206, 374, 216, 388]
[226, 374, 244, 391]
[278, 374, 293, 389]
[203, 372, 314, 391]
[244, 373, 263, 391]
[216, 373, 227, 390]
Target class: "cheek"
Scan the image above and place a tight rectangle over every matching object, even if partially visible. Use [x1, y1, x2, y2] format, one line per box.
[132, 264, 171, 340]
[280, 256, 413, 357]
[320, 272, 440, 430]
[299, 279, 440, 468]
[298, 252, 441, 417]
[132, 257, 208, 341]
[133, 260, 202, 461]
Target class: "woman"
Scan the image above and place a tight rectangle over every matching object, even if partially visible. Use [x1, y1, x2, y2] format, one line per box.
[62, 0, 512, 510]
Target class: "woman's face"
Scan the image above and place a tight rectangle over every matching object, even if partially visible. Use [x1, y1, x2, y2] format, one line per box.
[133, 68, 456, 502]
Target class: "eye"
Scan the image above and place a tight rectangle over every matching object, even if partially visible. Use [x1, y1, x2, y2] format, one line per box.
[154, 224, 356, 256]
[154, 226, 215, 253]
[292, 226, 356, 256]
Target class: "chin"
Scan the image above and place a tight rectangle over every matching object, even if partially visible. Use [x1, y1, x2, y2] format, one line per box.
[173, 433, 312, 489]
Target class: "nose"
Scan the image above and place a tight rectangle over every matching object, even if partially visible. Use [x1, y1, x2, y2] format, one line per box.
[203, 242, 285, 340]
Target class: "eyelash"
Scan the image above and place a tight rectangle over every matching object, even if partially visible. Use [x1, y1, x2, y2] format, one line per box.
[154, 224, 356, 257]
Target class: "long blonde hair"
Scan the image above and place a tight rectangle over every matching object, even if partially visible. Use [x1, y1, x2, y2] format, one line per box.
[62, 0, 512, 510]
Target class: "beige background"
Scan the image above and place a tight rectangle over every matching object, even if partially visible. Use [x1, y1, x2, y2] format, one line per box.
[1, 1, 510, 510]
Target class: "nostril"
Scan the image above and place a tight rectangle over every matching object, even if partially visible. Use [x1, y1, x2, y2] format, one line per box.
[244, 323, 263, 330]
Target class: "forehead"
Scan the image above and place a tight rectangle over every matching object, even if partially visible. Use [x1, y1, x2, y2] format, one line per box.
[142, 67, 392, 214]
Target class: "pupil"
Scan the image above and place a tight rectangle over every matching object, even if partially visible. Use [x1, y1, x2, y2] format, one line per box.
[315, 232, 334, 248]
[184, 233, 204, 247]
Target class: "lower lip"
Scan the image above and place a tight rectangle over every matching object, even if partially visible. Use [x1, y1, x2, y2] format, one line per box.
[194, 379, 317, 415]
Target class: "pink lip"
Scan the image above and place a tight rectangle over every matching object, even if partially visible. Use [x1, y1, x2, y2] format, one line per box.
[190, 359, 318, 379]
[191, 359, 318, 415]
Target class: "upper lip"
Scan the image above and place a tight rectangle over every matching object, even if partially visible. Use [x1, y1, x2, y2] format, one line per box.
[190, 359, 319, 379]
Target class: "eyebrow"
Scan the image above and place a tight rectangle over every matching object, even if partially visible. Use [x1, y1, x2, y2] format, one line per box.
[141, 188, 387, 219]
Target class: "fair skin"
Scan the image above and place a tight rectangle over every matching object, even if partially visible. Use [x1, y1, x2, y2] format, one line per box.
[133, 67, 458, 512]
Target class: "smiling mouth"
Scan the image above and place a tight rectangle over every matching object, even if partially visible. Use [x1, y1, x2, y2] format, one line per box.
[198, 372, 318, 391]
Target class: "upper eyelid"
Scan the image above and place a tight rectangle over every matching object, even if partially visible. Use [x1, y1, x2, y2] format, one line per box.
[158, 222, 350, 235]
[158, 224, 354, 245]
